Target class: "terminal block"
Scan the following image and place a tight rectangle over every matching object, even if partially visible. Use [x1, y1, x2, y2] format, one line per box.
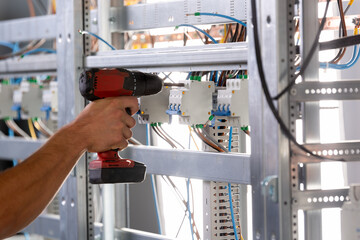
[138, 87, 170, 124]
[166, 80, 215, 125]
[0, 84, 17, 118]
[214, 78, 249, 126]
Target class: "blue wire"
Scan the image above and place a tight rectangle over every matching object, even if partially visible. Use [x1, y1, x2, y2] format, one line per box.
[80, 30, 116, 50]
[23, 232, 30, 240]
[147, 124, 162, 235]
[228, 183, 239, 240]
[228, 127, 233, 152]
[187, 178, 195, 240]
[0, 41, 16, 49]
[227, 129, 239, 239]
[195, 12, 247, 27]
[296, 45, 360, 71]
[176, 24, 218, 44]
[8, 128, 17, 166]
[21, 48, 56, 58]
[150, 175, 162, 235]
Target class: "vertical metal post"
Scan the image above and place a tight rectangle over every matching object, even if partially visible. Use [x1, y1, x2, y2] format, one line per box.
[248, 0, 292, 239]
[56, 0, 89, 239]
[97, 0, 111, 51]
[103, 184, 115, 240]
[111, 0, 125, 49]
[300, 0, 322, 239]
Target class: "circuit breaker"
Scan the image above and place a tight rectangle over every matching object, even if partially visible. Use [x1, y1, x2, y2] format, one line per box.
[167, 80, 215, 125]
[0, 84, 17, 118]
[139, 86, 170, 124]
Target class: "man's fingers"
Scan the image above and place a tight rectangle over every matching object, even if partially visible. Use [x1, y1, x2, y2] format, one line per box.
[109, 96, 139, 115]
[123, 128, 133, 140]
[124, 116, 136, 128]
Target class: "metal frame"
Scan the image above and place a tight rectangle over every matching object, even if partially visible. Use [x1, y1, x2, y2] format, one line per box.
[2, 0, 359, 239]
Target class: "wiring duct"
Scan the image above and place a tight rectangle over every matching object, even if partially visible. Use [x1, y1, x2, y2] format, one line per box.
[251, 0, 345, 162]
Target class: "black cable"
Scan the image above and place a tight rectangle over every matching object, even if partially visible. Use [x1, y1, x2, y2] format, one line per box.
[272, 0, 330, 101]
[319, 34, 360, 51]
[251, 0, 344, 162]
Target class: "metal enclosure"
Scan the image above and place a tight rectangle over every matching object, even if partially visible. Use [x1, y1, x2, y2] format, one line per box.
[0, 0, 359, 239]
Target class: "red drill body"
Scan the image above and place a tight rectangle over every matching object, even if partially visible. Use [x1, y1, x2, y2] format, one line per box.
[79, 68, 162, 184]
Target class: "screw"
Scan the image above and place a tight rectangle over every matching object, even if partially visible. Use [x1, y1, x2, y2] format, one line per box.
[291, 88, 297, 96]
[109, 17, 116, 24]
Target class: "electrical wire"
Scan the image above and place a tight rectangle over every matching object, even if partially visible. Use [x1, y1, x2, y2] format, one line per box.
[272, 0, 330, 100]
[228, 183, 239, 240]
[27, 119, 37, 140]
[251, 0, 345, 162]
[188, 12, 247, 27]
[152, 125, 177, 148]
[78, 30, 116, 50]
[188, 126, 200, 150]
[26, 0, 36, 17]
[147, 124, 163, 234]
[320, 45, 360, 70]
[329, 0, 347, 64]
[5, 119, 31, 140]
[35, 119, 54, 137]
[201, 127, 229, 152]
[158, 125, 185, 149]
[228, 127, 233, 152]
[175, 24, 218, 44]
[187, 178, 195, 240]
[21, 48, 56, 58]
[192, 127, 224, 152]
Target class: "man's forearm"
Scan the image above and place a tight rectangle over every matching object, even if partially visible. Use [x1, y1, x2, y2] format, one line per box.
[0, 123, 86, 238]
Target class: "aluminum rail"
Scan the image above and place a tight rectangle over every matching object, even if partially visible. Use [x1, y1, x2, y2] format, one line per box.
[0, 138, 250, 184]
[0, 15, 57, 42]
[0, 54, 57, 78]
[120, 145, 250, 184]
[86, 42, 248, 72]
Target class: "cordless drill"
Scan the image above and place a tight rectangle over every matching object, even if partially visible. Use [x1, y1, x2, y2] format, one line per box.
[79, 68, 162, 184]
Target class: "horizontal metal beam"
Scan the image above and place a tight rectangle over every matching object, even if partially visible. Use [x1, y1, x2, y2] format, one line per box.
[115, 228, 175, 240]
[292, 141, 360, 163]
[0, 54, 57, 78]
[23, 214, 60, 239]
[0, 15, 57, 42]
[292, 188, 349, 210]
[0, 138, 250, 183]
[120, 145, 250, 184]
[90, 0, 247, 32]
[0, 137, 45, 160]
[290, 80, 360, 102]
[86, 42, 247, 72]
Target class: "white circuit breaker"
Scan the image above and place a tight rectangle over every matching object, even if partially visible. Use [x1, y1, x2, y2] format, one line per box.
[42, 81, 58, 118]
[341, 185, 360, 239]
[15, 81, 44, 118]
[0, 84, 17, 118]
[215, 78, 249, 126]
[138, 86, 170, 124]
[167, 80, 215, 125]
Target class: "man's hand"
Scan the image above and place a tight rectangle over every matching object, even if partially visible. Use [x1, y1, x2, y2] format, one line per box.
[0, 96, 139, 239]
[69, 96, 139, 152]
